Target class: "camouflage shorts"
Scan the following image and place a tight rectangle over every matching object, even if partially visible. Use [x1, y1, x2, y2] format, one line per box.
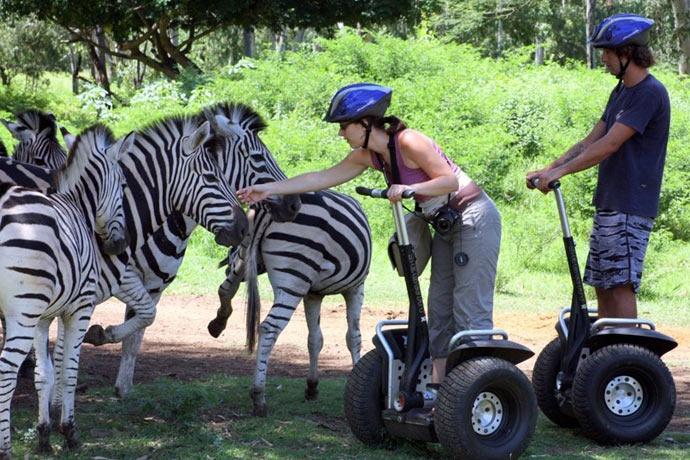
[583, 210, 654, 293]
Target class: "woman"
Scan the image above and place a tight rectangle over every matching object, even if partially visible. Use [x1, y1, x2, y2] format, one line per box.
[238, 83, 502, 390]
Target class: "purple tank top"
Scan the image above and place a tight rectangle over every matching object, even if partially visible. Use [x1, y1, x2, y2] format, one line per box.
[370, 131, 459, 202]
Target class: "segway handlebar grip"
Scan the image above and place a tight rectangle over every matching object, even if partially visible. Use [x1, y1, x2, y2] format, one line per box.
[529, 178, 560, 190]
[355, 186, 415, 199]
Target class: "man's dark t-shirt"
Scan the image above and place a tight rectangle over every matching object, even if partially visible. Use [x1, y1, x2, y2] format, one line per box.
[595, 74, 670, 218]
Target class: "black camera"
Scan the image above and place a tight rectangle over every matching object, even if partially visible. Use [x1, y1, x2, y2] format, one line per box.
[430, 205, 459, 235]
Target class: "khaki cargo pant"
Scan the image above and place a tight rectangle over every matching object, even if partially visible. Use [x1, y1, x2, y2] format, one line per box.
[427, 192, 502, 358]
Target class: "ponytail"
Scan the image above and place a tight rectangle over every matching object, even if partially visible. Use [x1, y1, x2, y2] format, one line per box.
[370, 115, 407, 135]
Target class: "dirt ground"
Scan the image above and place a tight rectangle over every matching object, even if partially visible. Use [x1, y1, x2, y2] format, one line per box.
[11, 294, 690, 433]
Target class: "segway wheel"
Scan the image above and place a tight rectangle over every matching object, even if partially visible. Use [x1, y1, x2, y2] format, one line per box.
[572, 344, 675, 445]
[435, 357, 537, 460]
[532, 337, 579, 428]
[343, 349, 388, 445]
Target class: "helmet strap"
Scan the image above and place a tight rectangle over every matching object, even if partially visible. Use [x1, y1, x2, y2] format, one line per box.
[614, 52, 632, 92]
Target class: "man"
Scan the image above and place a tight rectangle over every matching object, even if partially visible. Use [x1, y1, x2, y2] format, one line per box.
[526, 13, 670, 319]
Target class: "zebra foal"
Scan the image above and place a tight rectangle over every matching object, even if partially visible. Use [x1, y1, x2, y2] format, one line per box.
[215, 190, 372, 416]
[0, 125, 131, 457]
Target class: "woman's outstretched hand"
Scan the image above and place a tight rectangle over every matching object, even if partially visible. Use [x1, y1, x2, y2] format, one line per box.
[237, 184, 271, 205]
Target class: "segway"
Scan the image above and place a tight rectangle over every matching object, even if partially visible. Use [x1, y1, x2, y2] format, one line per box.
[530, 179, 677, 444]
[344, 186, 537, 460]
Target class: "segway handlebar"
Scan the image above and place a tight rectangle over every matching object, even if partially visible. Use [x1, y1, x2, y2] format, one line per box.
[355, 186, 415, 200]
[529, 178, 560, 190]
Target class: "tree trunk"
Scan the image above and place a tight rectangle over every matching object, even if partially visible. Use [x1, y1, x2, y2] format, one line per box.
[585, 0, 596, 69]
[0, 67, 10, 86]
[535, 35, 545, 65]
[243, 26, 255, 58]
[89, 25, 111, 93]
[670, 0, 690, 75]
[497, 0, 505, 56]
[68, 44, 81, 94]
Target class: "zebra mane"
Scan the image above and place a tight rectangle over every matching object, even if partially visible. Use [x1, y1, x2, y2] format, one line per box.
[0, 140, 7, 157]
[204, 102, 268, 133]
[137, 114, 222, 159]
[53, 123, 115, 193]
[16, 109, 57, 136]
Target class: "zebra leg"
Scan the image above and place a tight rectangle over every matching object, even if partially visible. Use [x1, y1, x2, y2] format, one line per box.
[303, 293, 324, 401]
[84, 270, 155, 345]
[0, 315, 39, 457]
[114, 294, 160, 398]
[343, 283, 364, 365]
[251, 293, 303, 417]
[33, 319, 55, 453]
[56, 304, 95, 451]
[209, 267, 243, 338]
[50, 318, 66, 423]
[0, 317, 33, 380]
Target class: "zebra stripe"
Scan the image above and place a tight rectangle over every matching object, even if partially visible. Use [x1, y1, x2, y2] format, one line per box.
[0, 124, 128, 455]
[214, 189, 371, 416]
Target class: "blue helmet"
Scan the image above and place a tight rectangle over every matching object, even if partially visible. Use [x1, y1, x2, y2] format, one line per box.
[589, 13, 654, 49]
[324, 83, 392, 122]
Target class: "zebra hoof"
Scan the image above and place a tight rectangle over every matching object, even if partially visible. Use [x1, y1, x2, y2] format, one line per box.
[0, 449, 10, 460]
[207, 317, 228, 338]
[305, 380, 319, 400]
[59, 422, 81, 450]
[36, 423, 52, 454]
[83, 325, 107, 346]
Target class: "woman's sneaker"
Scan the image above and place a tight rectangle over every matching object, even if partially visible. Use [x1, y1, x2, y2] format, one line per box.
[423, 383, 440, 410]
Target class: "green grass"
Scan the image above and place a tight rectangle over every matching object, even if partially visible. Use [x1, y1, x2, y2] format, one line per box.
[7, 375, 690, 459]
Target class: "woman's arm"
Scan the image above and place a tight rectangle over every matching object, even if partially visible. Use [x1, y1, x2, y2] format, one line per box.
[388, 130, 458, 201]
[238, 148, 373, 204]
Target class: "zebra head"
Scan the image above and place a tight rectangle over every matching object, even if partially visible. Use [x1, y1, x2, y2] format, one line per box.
[60, 125, 131, 255]
[0, 110, 67, 168]
[176, 119, 248, 247]
[203, 103, 301, 223]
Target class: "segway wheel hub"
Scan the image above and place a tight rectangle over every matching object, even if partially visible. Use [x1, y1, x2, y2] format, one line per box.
[604, 375, 643, 416]
[471, 391, 503, 435]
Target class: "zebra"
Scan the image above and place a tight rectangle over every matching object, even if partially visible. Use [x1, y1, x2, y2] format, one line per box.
[1, 110, 67, 168]
[0, 124, 130, 457]
[0, 114, 250, 397]
[213, 189, 372, 416]
[109, 103, 301, 397]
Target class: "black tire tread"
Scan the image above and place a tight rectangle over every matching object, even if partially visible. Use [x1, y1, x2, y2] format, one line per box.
[572, 344, 675, 445]
[435, 357, 537, 460]
[343, 349, 387, 445]
[531, 337, 579, 428]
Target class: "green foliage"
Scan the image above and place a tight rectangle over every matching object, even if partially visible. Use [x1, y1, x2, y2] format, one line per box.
[3, 30, 688, 307]
[0, 16, 66, 86]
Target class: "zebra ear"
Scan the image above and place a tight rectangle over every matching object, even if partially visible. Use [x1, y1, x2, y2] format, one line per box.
[38, 126, 53, 140]
[183, 121, 212, 155]
[62, 129, 77, 151]
[2, 119, 34, 142]
[107, 132, 135, 163]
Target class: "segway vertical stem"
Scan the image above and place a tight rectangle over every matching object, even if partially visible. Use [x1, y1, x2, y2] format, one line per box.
[355, 187, 428, 410]
[548, 181, 590, 387]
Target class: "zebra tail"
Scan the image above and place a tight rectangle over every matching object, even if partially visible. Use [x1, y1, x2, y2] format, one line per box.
[244, 209, 260, 353]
